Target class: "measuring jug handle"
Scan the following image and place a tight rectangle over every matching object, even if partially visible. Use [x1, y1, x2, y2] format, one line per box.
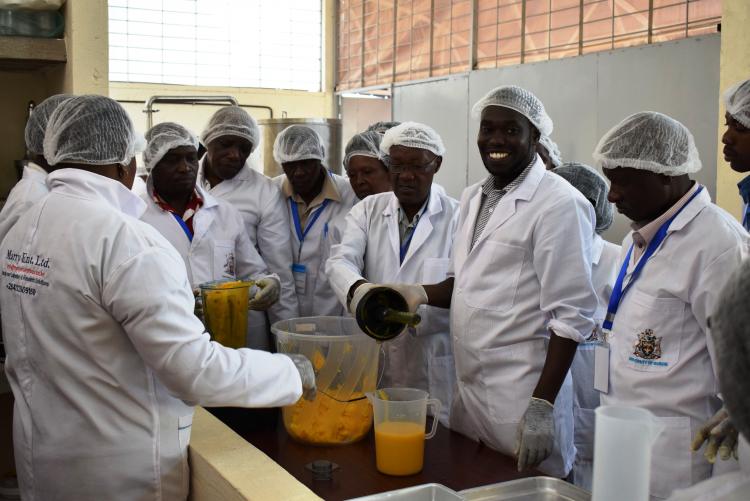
[425, 398, 442, 439]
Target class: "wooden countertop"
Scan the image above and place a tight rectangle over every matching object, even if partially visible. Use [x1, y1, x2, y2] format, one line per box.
[210, 408, 538, 501]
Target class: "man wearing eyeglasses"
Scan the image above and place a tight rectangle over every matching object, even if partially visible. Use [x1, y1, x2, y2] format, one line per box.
[326, 122, 459, 427]
[273, 125, 358, 317]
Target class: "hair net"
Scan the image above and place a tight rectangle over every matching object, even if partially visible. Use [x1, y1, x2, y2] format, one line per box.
[379, 121, 446, 158]
[143, 122, 199, 174]
[554, 162, 614, 234]
[365, 121, 402, 135]
[273, 124, 325, 164]
[24, 94, 73, 156]
[593, 112, 701, 176]
[201, 106, 260, 153]
[539, 135, 563, 167]
[43, 95, 144, 167]
[712, 259, 750, 441]
[344, 131, 383, 168]
[724, 79, 750, 129]
[471, 85, 553, 137]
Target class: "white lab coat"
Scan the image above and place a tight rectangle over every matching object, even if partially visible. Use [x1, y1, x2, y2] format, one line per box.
[449, 157, 598, 478]
[0, 162, 47, 245]
[140, 180, 273, 288]
[131, 175, 148, 198]
[198, 159, 299, 349]
[600, 188, 749, 499]
[0, 168, 302, 501]
[326, 190, 460, 426]
[274, 172, 358, 317]
[570, 234, 621, 490]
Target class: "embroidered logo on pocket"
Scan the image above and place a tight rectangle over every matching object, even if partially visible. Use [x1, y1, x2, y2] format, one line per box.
[632, 329, 662, 360]
[223, 252, 235, 276]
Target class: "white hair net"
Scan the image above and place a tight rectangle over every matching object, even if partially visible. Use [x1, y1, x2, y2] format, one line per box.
[712, 259, 750, 441]
[365, 121, 402, 135]
[554, 162, 614, 234]
[143, 122, 199, 174]
[344, 131, 383, 168]
[593, 111, 701, 176]
[25, 94, 73, 156]
[724, 79, 750, 129]
[472, 85, 553, 137]
[201, 106, 260, 153]
[379, 121, 446, 158]
[43, 95, 145, 167]
[272, 125, 325, 164]
[539, 135, 563, 167]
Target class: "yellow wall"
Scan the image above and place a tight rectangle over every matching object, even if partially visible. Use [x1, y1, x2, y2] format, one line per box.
[716, 0, 750, 218]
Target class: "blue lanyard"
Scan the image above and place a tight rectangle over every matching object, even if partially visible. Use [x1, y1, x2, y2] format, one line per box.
[172, 213, 193, 242]
[603, 186, 703, 332]
[291, 198, 330, 249]
[399, 201, 429, 264]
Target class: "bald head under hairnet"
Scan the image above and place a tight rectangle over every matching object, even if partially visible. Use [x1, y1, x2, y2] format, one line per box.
[539, 135, 563, 168]
[43, 95, 144, 167]
[724, 79, 750, 129]
[344, 131, 383, 168]
[554, 162, 614, 234]
[273, 125, 325, 164]
[366, 121, 402, 135]
[25, 94, 73, 156]
[380, 121, 446, 158]
[712, 259, 750, 441]
[143, 122, 199, 174]
[472, 85, 553, 137]
[593, 111, 701, 176]
[201, 106, 260, 153]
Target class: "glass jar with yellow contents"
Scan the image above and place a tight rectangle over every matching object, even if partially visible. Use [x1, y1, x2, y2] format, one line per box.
[200, 279, 254, 348]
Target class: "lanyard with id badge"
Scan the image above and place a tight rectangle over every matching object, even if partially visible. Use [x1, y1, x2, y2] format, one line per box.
[595, 186, 703, 394]
[291, 198, 330, 295]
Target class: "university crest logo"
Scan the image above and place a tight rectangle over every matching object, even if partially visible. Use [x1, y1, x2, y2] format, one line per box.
[633, 329, 662, 360]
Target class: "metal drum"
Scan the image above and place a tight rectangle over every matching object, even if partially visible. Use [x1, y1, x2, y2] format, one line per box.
[258, 118, 342, 177]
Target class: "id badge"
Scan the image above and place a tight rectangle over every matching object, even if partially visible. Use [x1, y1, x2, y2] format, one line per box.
[292, 263, 307, 295]
[594, 340, 610, 394]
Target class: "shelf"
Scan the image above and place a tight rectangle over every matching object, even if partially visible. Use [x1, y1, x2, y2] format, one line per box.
[0, 35, 66, 71]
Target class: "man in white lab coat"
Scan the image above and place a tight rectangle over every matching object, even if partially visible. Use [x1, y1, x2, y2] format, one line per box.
[327, 122, 459, 426]
[273, 124, 358, 317]
[139, 122, 280, 309]
[375, 86, 598, 477]
[198, 106, 298, 349]
[593, 111, 749, 499]
[554, 162, 621, 489]
[0, 95, 315, 501]
[0, 94, 71, 244]
[721, 78, 750, 231]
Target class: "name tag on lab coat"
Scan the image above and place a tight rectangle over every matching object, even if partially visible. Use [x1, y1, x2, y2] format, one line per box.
[594, 342, 610, 394]
[292, 263, 307, 295]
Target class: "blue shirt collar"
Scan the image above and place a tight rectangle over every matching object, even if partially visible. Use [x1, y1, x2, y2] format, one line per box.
[738, 175, 750, 204]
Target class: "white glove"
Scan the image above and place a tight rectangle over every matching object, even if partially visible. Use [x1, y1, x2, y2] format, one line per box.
[381, 283, 428, 313]
[348, 282, 379, 316]
[192, 287, 204, 321]
[691, 407, 739, 462]
[285, 353, 317, 401]
[515, 397, 555, 471]
[248, 276, 280, 311]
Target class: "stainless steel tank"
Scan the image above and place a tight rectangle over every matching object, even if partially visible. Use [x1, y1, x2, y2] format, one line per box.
[258, 118, 342, 178]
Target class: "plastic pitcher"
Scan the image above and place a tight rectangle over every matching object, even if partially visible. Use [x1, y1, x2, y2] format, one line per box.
[367, 387, 441, 476]
[592, 406, 664, 501]
[200, 279, 253, 349]
[272, 316, 380, 446]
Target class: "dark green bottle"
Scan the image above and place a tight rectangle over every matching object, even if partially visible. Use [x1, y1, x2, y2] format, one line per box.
[354, 286, 421, 341]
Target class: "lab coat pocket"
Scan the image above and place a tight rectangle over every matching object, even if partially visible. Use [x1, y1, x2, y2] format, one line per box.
[422, 257, 450, 285]
[464, 240, 524, 312]
[428, 353, 456, 427]
[213, 240, 236, 279]
[618, 290, 685, 374]
[650, 416, 692, 499]
[177, 413, 193, 498]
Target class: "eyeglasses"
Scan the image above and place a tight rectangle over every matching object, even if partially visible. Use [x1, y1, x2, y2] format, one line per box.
[388, 157, 438, 175]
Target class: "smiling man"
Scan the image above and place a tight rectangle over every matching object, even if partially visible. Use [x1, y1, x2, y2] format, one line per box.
[722, 78, 750, 231]
[369, 86, 598, 477]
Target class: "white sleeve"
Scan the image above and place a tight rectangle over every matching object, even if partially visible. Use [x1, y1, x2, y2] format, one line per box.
[232, 210, 271, 280]
[325, 201, 369, 308]
[532, 195, 598, 342]
[102, 246, 302, 407]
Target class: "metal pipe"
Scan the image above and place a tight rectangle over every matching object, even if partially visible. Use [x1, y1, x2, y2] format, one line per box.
[139, 95, 274, 129]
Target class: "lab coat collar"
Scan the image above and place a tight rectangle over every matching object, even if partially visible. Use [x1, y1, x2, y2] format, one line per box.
[197, 157, 255, 195]
[664, 185, 710, 235]
[382, 189, 444, 267]
[46, 168, 147, 219]
[24, 162, 48, 182]
[591, 233, 604, 266]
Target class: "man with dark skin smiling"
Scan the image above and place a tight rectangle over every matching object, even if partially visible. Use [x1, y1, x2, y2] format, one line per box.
[373, 86, 597, 477]
[198, 107, 298, 350]
[343, 130, 392, 199]
[722, 78, 750, 231]
[328, 122, 459, 427]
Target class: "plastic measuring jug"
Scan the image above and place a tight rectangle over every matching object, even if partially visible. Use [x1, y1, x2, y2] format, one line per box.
[272, 316, 380, 445]
[200, 279, 253, 349]
[592, 406, 665, 501]
[367, 387, 441, 476]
